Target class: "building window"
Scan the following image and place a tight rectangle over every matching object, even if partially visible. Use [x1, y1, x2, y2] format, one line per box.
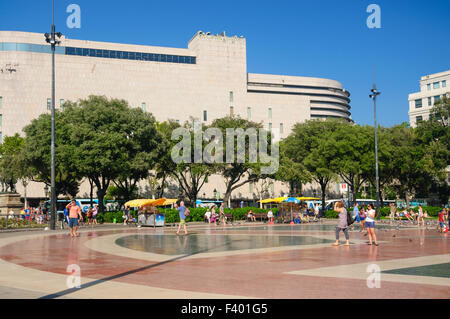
[433, 82, 440, 89]
[229, 91, 233, 103]
[203, 110, 207, 122]
[60, 99, 65, 110]
[47, 98, 51, 110]
[427, 84, 431, 91]
[416, 116, 423, 123]
[434, 95, 441, 103]
[428, 97, 432, 106]
[280, 123, 284, 134]
[230, 106, 234, 116]
[175, 120, 180, 124]
[442, 80, 447, 88]
[142, 102, 146, 112]
[268, 122, 272, 131]
[268, 107, 272, 119]
[415, 99, 422, 108]
[0, 96, 2, 109]
[247, 107, 251, 119]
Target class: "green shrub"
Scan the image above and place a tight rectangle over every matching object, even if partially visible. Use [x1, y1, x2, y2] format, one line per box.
[325, 210, 339, 219]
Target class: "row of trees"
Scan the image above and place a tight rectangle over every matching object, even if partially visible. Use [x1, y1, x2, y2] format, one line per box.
[1, 95, 448, 213]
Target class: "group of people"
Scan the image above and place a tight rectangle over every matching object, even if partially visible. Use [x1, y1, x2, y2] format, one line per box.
[64, 203, 98, 226]
[203, 203, 227, 225]
[335, 201, 378, 246]
[8, 205, 48, 224]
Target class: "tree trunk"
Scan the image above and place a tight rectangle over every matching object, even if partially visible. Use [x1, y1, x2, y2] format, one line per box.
[89, 179, 94, 208]
[96, 188, 106, 213]
[405, 191, 410, 209]
[320, 182, 327, 217]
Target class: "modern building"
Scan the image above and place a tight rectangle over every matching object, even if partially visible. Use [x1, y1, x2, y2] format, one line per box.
[0, 30, 351, 202]
[408, 70, 449, 127]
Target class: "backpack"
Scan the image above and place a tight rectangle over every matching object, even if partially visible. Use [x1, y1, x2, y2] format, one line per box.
[347, 210, 355, 226]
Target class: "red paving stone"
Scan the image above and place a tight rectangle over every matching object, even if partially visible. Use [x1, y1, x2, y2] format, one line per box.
[0, 225, 449, 298]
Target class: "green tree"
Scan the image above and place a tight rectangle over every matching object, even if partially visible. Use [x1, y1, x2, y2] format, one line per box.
[208, 115, 273, 206]
[22, 112, 80, 198]
[283, 119, 342, 215]
[331, 124, 373, 205]
[0, 133, 26, 192]
[63, 95, 162, 212]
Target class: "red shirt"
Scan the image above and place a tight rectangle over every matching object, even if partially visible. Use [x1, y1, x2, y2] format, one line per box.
[439, 212, 445, 222]
[68, 205, 81, 218]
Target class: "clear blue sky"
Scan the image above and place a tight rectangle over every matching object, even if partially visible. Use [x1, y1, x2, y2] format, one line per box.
[1, 0, 449, 127]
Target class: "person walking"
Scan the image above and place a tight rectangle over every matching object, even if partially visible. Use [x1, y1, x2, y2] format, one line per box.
[123, 205, 130, 225]
[417, 205, 425, 227]
[389, 203, 397, 224]
[353, 203, 360, 224]
[92, 205, 98, 225]
[175, 201, 189, 235]
[359, 206, 366, 232]
[219, 202, 227, 225]
[333, 201, 350, 246]
[66, 199, 82, 237]
[365, 203, 378, 246]
[86, 207, 93, 226]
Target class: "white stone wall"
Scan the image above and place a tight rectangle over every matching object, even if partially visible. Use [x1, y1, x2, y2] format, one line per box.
[1, 30, 350, 200]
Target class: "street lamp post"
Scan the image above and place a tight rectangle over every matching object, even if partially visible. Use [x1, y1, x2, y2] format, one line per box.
[369, 84, 381, 219]
[44, 0, 62, 230]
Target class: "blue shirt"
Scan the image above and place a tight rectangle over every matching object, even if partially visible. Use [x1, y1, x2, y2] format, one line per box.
[178, 206, 186, 220]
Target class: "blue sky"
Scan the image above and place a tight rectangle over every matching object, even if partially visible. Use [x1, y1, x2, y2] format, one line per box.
[1, 0, 449, 127]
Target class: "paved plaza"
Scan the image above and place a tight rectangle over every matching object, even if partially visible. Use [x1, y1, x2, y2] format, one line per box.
[0, 221, 448, 299]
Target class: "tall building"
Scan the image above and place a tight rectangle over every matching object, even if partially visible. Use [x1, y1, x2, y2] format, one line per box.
[0, 30, 351, 201]
[408, 70, 449, 127]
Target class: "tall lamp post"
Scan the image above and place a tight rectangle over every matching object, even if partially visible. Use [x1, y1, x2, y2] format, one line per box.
[369, 84, 381, 219]
[44, 0, 62, 230]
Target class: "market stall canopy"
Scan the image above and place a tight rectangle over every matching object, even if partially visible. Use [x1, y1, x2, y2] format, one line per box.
[296, 197, 320, 201]
[124, 198, 167, 208]
[124, 199, 155, 208]
[259, 198, 277, 203]
[142, 198, 167, 207]
[157, 198, 178, 206]
[272, 197, 288, 203]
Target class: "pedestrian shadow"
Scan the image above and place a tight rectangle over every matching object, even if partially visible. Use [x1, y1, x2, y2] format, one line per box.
[39, 236, 246, 299]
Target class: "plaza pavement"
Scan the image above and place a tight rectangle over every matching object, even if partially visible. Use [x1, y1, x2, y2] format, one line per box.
[0, 220, 448, 299]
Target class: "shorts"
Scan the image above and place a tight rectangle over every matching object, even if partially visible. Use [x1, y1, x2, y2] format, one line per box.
[365, 221, 375, 228]
[439, 222, 445, 228]
[68, 218, 79, 228]
[360, 217, 366, 221]
[180, 219, 186, 225]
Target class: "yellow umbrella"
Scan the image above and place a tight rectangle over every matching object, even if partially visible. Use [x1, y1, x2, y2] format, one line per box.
[296, 197, 320, 201]
[157, 198, 178, 206]
[124, 199, 155, 208]
[141, 198, 167, 207]
[259, 198, 276, 203]
[272, 197, 287, 203]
